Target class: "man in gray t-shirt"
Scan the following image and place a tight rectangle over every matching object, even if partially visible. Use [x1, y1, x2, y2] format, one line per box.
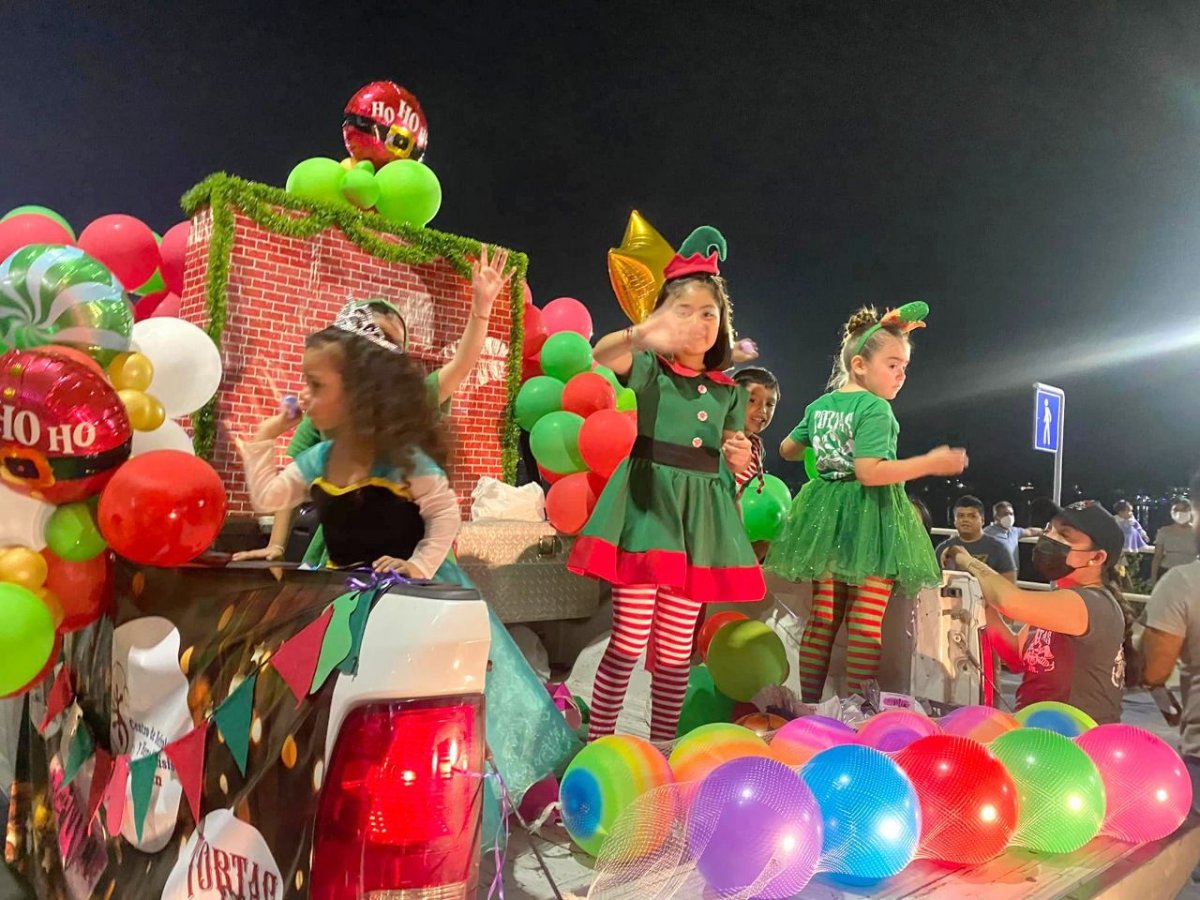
[937, 495, 1017, 582]
[1145, 558, 1200, 757]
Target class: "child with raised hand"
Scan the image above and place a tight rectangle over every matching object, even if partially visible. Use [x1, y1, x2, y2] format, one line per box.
[233, 244, 509, 564]
[568, 226, 765, 742]
[765, 303, 967, 702]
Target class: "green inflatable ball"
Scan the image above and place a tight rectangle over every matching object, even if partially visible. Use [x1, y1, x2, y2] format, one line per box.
[676, 664, 735, 738]
[760, 473, 792, 508]
[2, 205, 74, 239]
[592, 364, 622, 393]
[285, 157, 352, 209]
[515, 375, 565, 432]
[741, 479, 789, 542]
[341, 163, 381, 210]
[374, 159, 442, 227]
[706, 620, 789, 702]
[45, 502, 107, 562]
[529, 410, 586, 474]
[0, 583, 56, 696]
[540, 332, 593, 382]
[615, 387, 638, 412]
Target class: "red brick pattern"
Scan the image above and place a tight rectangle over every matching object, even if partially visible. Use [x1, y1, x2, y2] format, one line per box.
[178, 207, 514, 518]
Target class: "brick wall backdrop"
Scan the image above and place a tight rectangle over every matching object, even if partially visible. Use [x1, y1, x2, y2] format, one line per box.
[178, 207, 516, 518]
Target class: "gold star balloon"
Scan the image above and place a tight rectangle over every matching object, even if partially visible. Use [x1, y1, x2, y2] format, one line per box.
[607, 210, 675, 324]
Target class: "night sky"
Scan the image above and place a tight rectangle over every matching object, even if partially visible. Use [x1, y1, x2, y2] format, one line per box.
[3, 2, 1198, 515]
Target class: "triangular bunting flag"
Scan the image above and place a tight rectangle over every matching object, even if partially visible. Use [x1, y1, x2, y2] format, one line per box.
[63, 719, 94, 786]
[130, 751, 160, 842]
[213, 672, 257, 776]
[270, 605, 334, 705]
[103, 754, 129, 837]
[310, 592, 360, 693]
[164, 723, 208, 825]
[86, 747, 113, 827]
[337, 587, 378, 677]
[38, 666, 74, 734]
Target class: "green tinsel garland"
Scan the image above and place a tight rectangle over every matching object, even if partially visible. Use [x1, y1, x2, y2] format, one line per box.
[180, 173, 527, 484]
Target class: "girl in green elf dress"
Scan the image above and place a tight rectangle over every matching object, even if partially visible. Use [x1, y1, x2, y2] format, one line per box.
[568, 227, 765, 742]
[766, 303, 968, 702]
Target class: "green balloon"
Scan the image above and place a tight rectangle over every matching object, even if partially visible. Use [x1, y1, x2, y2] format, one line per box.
[529, 411, 585, 474]
[3, 205, 74, 239]
[0, 583, 56, 695]
[989, 727, 1106, 853]
[374, 160, 442, 227]
[285, 157, 352, 209]
[593, 365, 622, 393]
[46, 502, 107, 561]
[0, 244, 133, 366]
[539, 332, 593, 382]
[677, 664, 735, 738]
[742, 477, 789, 542]
[515, 375, 565, 432]
[341, 165, 381, 210]
[803, 446, 820, 481]
[760, 473, 792, 508]
[615, 387, 638, 411]
[706, 620, 789, 702]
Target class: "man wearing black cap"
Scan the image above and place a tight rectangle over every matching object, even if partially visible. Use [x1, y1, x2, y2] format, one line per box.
[943, 500, 1135, 724]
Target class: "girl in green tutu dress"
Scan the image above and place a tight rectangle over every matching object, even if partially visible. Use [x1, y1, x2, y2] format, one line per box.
[765, 303, 968, 702]
[568, 227, 766, 741]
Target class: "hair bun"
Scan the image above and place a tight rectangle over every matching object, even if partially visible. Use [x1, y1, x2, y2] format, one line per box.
[843, 306, 880, 337]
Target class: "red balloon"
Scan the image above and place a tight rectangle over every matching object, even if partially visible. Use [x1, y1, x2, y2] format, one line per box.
[523, 303, 548, 359]
[29, 345, 105, 377]
[159, 221, 191, 295]
[586, 470, 608, 497]
[133, 290, 169, 321]
[77, 215, 159, 291]
[698, 611, 749, 661]
[562, 372, 616, 419]
[149, 291, 182, 318]
[894, 734, 1019, 865]
[0, 214, 73, 262]
[0, 633, 61, 699]
[0, 350, 132, 503]
[343, 81, 429, 168]
[521, 355, 543, 383]
[540, 297, 593, 339]
[578, 408, 637, 477]
[42, 548, 112, 632]
[97, 450, 227, 566]
[537, 464, 565, 485]
[545, 472, 599, 535]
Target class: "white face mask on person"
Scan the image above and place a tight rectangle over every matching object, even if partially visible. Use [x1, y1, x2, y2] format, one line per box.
[1173, 511, 1193, 526]
[998, 515, 1015, 529]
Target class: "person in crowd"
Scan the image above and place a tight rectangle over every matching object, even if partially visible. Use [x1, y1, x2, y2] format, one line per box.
[1151, 498, 1197, 584]
[944, 500, 1138, 725]
[765, 302, 967, 702]
[732, 366, 780, 559]
[1143, 474, 1200, 810]
[233, 244, 509, 563]
[1114, 499, 1152, 552]
[983, 500, 1043, 572]
[567, 227, 764, 742]
[937, 495, 1017, 582]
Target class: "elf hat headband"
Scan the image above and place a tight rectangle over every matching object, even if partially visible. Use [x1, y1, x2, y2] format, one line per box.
[854, 300, 929, 355]
[663, 226, 728, 281]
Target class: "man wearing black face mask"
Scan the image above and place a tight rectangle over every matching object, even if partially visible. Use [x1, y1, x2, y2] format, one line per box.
[943, 500, 1137, 724]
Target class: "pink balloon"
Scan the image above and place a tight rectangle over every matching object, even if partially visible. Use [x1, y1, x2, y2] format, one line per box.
[159, 221, 191, 295]
[0, 214, 73, 262]
[541, 297, 593, 339]
[856, 709, 940, 752]
[522, 282, 534, 306]
[523, 302, 548, 358]
[149, 292, 182, 318]
[77, 214, 159, 290]
[1076, 724, 1192, 843]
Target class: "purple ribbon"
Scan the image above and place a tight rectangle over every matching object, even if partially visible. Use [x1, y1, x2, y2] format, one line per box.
[343, 570, 413, 593]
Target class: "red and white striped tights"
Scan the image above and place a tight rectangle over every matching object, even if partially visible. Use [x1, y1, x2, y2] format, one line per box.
[796, 576, 894, 703]
[588, 584, 705, 742]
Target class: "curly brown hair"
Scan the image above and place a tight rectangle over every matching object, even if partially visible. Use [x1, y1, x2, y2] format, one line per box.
[305, 327, 450, 471]
[827, 305, 910, 389]
[651, 274, 735, 371]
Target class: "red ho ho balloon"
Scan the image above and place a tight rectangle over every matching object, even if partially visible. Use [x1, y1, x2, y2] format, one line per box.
[0, 350, 131, 503]
[894, 734, 1019, 865]
[342, 81, 429, 168]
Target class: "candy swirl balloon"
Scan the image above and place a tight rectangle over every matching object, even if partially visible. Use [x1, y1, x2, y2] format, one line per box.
[0, 244, 133, 366]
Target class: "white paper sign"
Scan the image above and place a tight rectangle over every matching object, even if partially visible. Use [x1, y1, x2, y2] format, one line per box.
[161, 809, 283, 900]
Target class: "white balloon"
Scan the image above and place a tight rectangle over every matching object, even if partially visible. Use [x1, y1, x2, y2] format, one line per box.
[0, 488, 54, 550]
[130, 420, 196, 457]
[131, 318, 222, 418]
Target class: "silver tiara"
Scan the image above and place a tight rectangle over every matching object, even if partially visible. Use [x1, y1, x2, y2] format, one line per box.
[332, 301, 402, 353]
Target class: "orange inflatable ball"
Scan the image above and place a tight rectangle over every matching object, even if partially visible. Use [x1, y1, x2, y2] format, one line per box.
[0, 547, 48, 591]
[736, 713, 789, 737]
[697, 611, 749, 662]
[669, 723, 770, 793]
